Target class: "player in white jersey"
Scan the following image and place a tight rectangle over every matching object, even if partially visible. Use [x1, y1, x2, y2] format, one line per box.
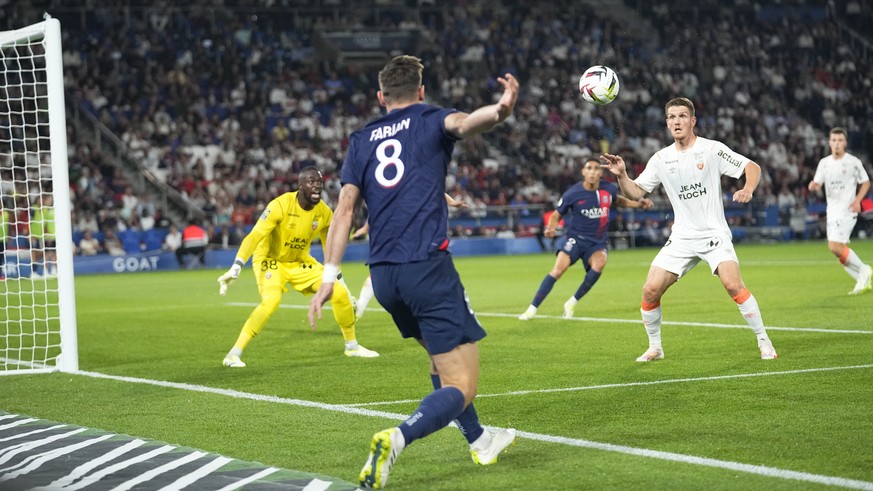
[808, 127, 872, 295]
[601, 97, 777, 361]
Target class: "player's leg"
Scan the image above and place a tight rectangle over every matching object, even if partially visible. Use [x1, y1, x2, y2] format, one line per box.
[636, 265, 676, 361]
[713, 260, 777, 359]
[223, 259, 286, 367]
[417, 339, 514, 465]
[826, 217, 871, 294]
[356, 274, 374, 320]
[564, 246, 607, 318]
[519, 249, 572, 320]
[326, 275, 379, 358]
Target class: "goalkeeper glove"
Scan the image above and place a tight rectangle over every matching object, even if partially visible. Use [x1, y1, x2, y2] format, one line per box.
[218, 259, 244, 296]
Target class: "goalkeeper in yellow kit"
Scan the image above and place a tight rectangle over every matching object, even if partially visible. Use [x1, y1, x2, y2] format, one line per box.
[217, 166, 379, 367]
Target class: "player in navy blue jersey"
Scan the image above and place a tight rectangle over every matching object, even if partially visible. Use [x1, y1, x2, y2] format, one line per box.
[308, 55, 519, 489]
[519, 159, 653, 320]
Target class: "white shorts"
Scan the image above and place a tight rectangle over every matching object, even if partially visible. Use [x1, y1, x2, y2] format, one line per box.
[652, 233, 739, 278]
[826, 214, 857, 243]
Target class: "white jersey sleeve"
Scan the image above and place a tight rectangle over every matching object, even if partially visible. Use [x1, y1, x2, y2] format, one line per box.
[710, 139, 749, 179]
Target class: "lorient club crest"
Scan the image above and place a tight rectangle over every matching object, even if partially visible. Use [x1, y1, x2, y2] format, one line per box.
[312, 221, 318, 230]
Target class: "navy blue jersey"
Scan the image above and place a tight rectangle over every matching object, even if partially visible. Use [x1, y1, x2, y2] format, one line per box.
[555, 181, 618, 244]
[342, 103, 458, 264]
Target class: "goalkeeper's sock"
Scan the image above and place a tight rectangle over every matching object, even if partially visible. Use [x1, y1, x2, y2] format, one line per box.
[345, 340, 360, 351]
[227, 347, 243, 358]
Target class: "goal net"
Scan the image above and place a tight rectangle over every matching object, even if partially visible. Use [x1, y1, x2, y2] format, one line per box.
[0, 17, 78, 374]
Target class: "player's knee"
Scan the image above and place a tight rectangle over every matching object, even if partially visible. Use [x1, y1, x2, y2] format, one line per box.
[641, 283, 662, 302]
[828, 243, 844, 256]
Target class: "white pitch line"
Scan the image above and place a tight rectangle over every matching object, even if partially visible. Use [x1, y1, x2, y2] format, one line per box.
[70, 369, 873, 490]
[226, 302, 873, 335]
[348, 363, 873, 407]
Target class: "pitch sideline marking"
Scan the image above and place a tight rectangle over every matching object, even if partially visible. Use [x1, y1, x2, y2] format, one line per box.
[71, 369, 873, 491]
[227, 302, 873, 335]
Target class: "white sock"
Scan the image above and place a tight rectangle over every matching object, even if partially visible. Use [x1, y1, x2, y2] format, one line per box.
[227, 347, 243, 358]
[736, 293, 768, 340]
[565, 297, 577, 307]
[641, 306, 662, 350]
[345, 340, 360, 351]
[356, 275, 374, 316]
[470, 430, 492, 451]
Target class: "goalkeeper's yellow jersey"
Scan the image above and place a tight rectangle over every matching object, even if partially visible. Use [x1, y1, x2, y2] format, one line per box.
[235, 192, 332, 264]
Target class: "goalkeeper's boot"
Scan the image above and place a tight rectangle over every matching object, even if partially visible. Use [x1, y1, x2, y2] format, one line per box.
[635, 348, 664, 362]
[359, 427, 404, 489]
[223, 355, 246, 368]
[345, 345, 380, 358]
[758, 338, 778, 360]
[471, 428, 516, 465]
[562, 298, 577, 319]
[518, 305, 537, 320]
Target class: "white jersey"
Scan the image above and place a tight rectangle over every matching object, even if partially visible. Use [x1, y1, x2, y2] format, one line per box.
[812, 152, 869, 219]
[635, 136, 748, 240]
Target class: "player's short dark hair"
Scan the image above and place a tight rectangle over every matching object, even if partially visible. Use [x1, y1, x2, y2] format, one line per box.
[829, 127, 847, 137]
[378, 55, 423, 102]
[665, 97, 695, 117]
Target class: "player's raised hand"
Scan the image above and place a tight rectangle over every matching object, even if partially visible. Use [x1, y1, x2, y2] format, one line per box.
[308, 282, 335, 330]
[217, 262, 242, 296]
[496, 73, 520, 120]
[600, 153, 626, 176]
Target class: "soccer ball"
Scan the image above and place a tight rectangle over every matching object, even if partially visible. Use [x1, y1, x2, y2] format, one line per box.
[578, 65, 620, 105]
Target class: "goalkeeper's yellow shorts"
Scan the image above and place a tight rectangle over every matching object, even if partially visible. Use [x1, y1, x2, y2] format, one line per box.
[252, 256, 323, 295]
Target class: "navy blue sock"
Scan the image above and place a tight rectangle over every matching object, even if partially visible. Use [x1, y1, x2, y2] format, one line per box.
[399, 387, 466, 445]
[532, 274, 557, 307]
[431, 374, 484, 444]
[573, 270, 602, 300]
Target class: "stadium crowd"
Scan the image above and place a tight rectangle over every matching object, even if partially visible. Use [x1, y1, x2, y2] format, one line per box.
[3, 0, 872, 256]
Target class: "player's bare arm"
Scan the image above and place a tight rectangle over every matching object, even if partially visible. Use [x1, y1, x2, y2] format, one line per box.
[808, 180, 822, 192]
[617, 195, 654, 209]
[308, 183, 360, 328]
[444, 73, 519, 139]
[733, 161, 761, 204]
[600, 153, 647, 200]
[445, 193, 469, 208]
[544, 211, 562, 238]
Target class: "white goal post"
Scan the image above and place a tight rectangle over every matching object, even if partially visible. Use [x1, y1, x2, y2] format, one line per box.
[0, 17, 78, 374]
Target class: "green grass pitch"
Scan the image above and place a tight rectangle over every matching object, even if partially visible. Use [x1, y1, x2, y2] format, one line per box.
[1, 241, 872, 490]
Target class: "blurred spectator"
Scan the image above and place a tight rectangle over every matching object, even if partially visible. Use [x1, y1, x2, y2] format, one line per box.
[495, 224, 516, 239]
[163, 224, 182, 253]
[78, 230, 102, 256]
[178, 219, 208, 268]
[103, 229, 126, 256]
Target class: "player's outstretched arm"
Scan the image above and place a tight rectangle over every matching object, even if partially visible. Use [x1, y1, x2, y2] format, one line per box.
[445, 73, 519, 139]
[601, 153, 647, 200]
[309, 183, 360, 329]
[217, 231, 262, 295]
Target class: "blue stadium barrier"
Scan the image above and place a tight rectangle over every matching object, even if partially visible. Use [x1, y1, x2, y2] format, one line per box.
[66, 238, 545, 275]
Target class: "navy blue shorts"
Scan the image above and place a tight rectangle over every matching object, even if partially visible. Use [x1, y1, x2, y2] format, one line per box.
[370, 252, 486, 355]
[555, 235, 607, 272]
